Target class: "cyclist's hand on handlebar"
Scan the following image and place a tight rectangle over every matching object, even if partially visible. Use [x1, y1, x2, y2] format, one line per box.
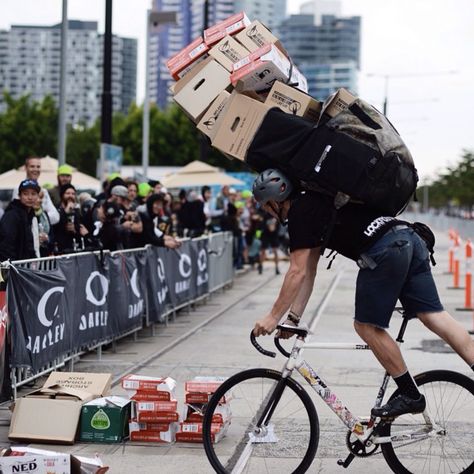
[276, 318, 298, 339]
[253, 314, 279, 337]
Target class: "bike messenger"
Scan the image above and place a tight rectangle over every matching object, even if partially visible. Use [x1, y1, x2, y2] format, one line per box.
[252, 168, 474, 419]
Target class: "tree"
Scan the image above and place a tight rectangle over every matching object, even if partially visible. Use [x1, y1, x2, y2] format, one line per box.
[66, 122, 100, 177]
[0, 92, 58, 172]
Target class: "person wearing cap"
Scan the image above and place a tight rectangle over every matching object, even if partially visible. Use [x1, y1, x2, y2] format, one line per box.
[52, 184, 89, 253]
[12, 157, 60, 226]
[137, 182, 153, 204]
[50, 164, 73, 207]
[109, 185, 144, 245]
[135, 193, 181, 250]
[0, 180, 40, 261]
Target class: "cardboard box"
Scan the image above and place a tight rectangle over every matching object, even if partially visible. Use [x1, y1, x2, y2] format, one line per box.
[212, 93, 271, 161]
[122, 374, 176, 393]
[235, 20, 281, 53]
[136, 400, 178, 412]
[0, 454, 69, 474]
[173, 57, 231, 122]
[209, 36, 250, 72]
[136, 411, 180, 423]
[9, 372, 112, 444]
[231, 43, 308, 93]
[183, 402, 231, 424]
[130, 391, 172, 402]
[184, 376, 227, 393]
[129, 422, 178, 443]
[44, 371, 112, 397]
[204, 12, 251, 46]
[176, 422, 229, 444]
[80, 396, 131, 443]
[320, 88, 357, 119]
[128, 421, 171, 432]
[3, 447, 109, 474]
[265, 81, 322, 121]
[166, 37, 210, 80]
[196, 90, 231, 140]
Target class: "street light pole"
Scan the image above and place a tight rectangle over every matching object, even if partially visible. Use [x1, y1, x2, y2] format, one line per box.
[57, 0, 68, 165]
[142, 10, 177, 178]
[101, 0, 113, 145]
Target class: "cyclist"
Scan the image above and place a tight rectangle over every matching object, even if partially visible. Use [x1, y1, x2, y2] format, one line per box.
[252, 168, 474, 419]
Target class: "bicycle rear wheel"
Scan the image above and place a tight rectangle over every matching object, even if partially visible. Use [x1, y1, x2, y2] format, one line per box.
[380, 370, 474, 474]
[203, 368, 319, 474]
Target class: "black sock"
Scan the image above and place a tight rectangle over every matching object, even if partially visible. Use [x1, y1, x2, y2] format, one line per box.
[393, 371, 421, 400]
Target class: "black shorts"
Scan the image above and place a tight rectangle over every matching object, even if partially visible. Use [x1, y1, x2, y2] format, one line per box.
[355, 227, 444, 329]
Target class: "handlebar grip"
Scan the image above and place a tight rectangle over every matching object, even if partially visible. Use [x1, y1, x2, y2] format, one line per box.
[250, 331, 276, 358]
[274, 337, 291, 358]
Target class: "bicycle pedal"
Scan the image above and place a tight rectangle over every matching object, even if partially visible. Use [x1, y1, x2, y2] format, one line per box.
[337, 453, 355, 468]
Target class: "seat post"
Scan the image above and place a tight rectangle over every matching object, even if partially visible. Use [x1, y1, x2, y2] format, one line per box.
[396, 316, 409, 343]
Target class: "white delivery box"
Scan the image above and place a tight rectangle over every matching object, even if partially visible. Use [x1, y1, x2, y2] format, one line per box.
[197, 90, 231, 140]
[265, 81, 322, 122]
[173, 57, 231, 122]
[209, 35, 250, 72]
[231, 43, 307, 93]
[235, 20, 283, 53]
[212, 92, 271, 161]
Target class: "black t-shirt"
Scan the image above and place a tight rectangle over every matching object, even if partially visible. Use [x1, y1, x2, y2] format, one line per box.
[288, 192, 401, 261]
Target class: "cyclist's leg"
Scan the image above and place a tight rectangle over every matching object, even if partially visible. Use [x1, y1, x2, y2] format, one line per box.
[418, 310, 474, 369]
[354, 321, 406, 375]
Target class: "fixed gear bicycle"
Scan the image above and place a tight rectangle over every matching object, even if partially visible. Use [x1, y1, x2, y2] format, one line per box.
[202, 314, 474, 474]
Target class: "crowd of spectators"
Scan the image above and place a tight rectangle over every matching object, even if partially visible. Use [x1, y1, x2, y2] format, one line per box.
[0, 157, 288, 273]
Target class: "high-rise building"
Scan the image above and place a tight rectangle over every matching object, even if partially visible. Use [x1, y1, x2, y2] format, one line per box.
[300, 0, 341, 26]
[277, 12, 360, 99]
[0, 21, 137, 126]
[150, 0, 286, 109]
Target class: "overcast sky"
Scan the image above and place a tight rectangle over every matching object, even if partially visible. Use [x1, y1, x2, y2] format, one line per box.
[1, 0, 474, 180]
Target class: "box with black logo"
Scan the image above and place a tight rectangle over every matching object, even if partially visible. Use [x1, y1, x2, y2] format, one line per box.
[209, 36, 250, 72]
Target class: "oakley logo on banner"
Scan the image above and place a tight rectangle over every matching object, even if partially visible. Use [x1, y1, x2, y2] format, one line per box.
[176, 253, 192, 294]
[156, 258, 168, 304]
[85, 271, 109, 306]
[28, 286, 65, 354]
[80, 272, 109, 331]
[197, 248, 209, 287]
[129, 268, 144, 319]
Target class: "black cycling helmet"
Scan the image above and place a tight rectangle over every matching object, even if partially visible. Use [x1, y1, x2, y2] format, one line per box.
[252, 169, 293, 205]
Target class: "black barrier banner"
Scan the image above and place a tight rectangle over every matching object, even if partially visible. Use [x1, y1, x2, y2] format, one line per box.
[192, 239, 209, 297]
[145, 246, 171, 323]
[58, 255, 117, 349]
[107, 252, 146, 334]
[162, 241, 197, 307]
[7, 266, 71, 372]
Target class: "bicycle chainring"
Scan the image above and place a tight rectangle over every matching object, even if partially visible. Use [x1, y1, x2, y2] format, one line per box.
[345, 422, 379, 457]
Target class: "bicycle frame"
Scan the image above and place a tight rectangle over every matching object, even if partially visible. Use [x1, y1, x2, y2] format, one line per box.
[277, 317, 441, 446]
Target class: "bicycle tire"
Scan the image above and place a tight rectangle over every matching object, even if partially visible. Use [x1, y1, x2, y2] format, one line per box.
[380, 369, 474, 474]
[203, 368, 319, 474]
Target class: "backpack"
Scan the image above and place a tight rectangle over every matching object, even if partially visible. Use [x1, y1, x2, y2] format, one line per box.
[246, 89, 418, 217]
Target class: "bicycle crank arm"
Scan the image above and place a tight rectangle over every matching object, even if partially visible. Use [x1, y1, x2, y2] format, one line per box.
[337, 453, 355, 468]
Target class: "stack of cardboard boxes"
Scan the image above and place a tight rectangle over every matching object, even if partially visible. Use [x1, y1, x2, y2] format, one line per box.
[122, 374, 180, 443]
[176, 377, 230, 443]
[167, 12, 320, 164]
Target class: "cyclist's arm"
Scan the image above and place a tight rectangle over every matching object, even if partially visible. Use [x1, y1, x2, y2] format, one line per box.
[254, 247, 313, 336]
[290, 247, 320, 317]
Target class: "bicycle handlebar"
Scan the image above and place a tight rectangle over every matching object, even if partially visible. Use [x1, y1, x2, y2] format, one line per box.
[251, 324, 309, 358]
[250, 331, 276, 358]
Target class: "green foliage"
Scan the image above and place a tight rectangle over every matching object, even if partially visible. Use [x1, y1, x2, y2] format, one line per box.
[427, 150, 474, 208]
[66, 122, 100, 177]
[0, 92, 58, 172]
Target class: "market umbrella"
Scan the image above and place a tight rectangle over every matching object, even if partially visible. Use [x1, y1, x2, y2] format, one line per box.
[161, 160, 244, 188]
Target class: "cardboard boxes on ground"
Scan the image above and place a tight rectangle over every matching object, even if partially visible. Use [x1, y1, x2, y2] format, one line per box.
[122, 374, 180, 443]
[176, 376, 230, 443]
[9, 372, 112, 444]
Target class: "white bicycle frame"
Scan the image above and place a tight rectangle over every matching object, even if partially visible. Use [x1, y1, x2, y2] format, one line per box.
[281, 337, 443, 445]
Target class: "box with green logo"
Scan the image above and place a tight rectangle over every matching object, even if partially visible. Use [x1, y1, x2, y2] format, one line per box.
[80, 396, 131, 443]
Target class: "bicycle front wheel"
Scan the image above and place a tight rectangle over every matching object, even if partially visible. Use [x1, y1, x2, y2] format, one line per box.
[380, 369, 474, 474]
[203, 368, 319, 474]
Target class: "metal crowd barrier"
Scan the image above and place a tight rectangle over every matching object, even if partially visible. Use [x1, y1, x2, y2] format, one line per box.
[8, 232, 234, 396]
[403, 211, 474, 238]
